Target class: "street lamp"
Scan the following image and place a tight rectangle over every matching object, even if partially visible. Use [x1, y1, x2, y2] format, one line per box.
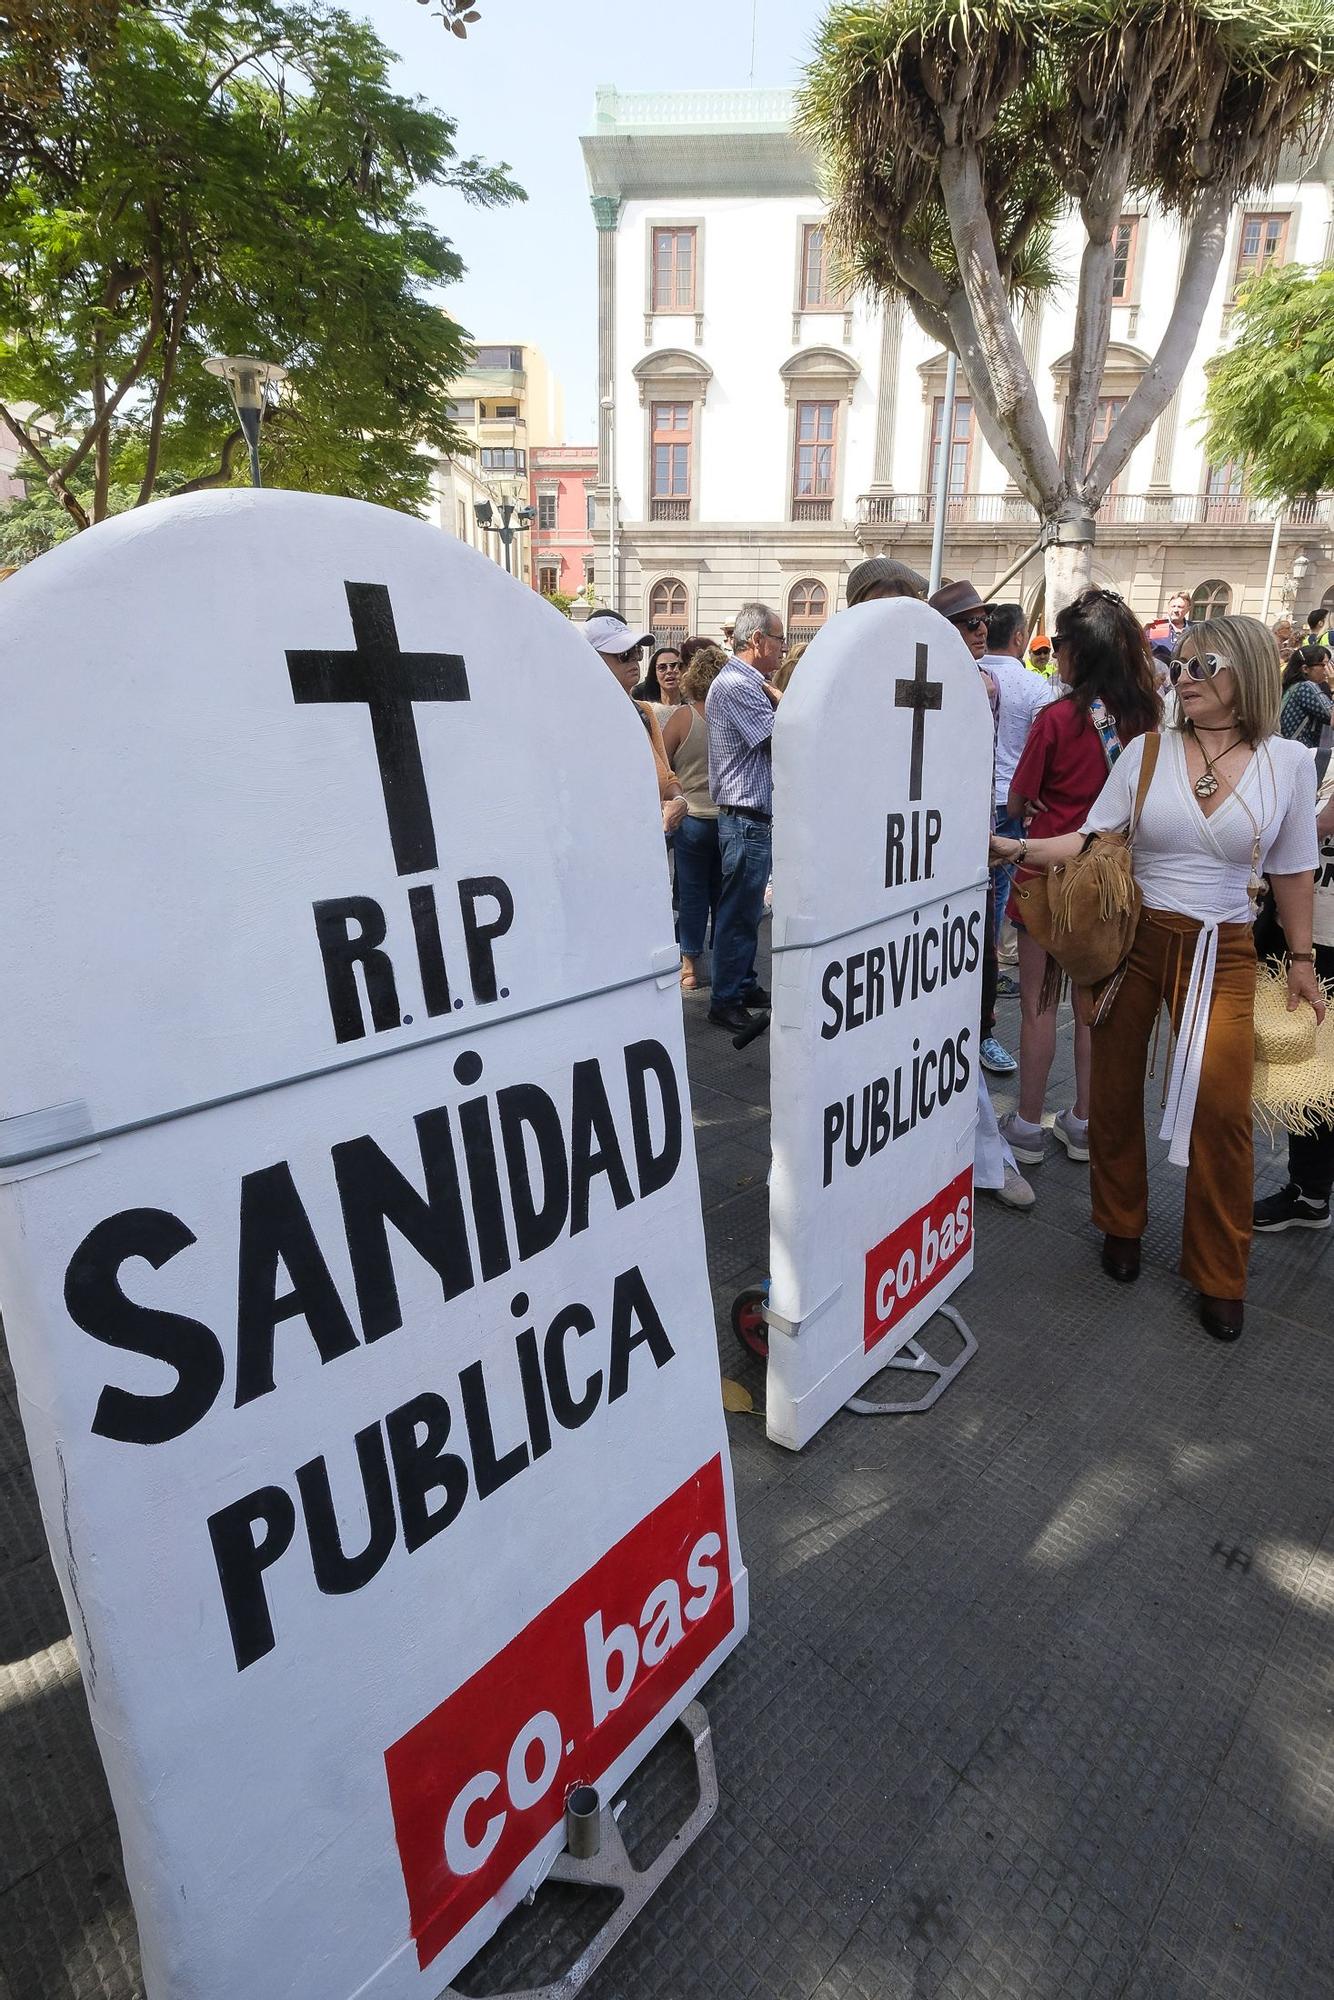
[204, 354, 289, 489]
[474, 496, 535, 576]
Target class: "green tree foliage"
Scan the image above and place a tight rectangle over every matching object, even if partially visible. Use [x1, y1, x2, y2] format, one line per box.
[0, 468, 107, 564]
[0, 0, 522, 531]
[1202, 265, 1334, 501]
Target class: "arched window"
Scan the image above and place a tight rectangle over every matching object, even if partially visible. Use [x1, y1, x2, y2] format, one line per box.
[648, 577, 688, 647]
[1191, 579, 1232, 621]
[1320, 582, 1334, 617]
[788, 579, 829, 646]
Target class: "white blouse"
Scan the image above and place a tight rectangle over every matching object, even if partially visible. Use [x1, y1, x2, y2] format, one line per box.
[1083, 730, 1318, 1166]
[1084, 730, 1318, 921]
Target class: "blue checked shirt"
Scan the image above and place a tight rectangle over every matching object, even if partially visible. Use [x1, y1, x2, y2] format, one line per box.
[705, 658, 775, 814]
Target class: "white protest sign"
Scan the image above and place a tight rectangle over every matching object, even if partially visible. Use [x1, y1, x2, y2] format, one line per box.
[0, 491, 746, 1998]
[766, 599, 993, 1449]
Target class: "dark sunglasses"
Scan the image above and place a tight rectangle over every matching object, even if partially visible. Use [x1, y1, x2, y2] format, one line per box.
[612, 647, 642, 664]
[955, 614, 988, 635]
[1168, 653, 1228, 685]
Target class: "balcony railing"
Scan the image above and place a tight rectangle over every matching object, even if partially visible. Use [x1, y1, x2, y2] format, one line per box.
[859, 493, 1037, 527]
[792, 497, 833, 522]
[650, 496, 690, 522]
[594, 86, 794, 130]
[857, 492, 1334, 529]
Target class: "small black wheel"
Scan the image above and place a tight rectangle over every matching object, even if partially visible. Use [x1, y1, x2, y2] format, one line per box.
[731, 1286, 769, 1361]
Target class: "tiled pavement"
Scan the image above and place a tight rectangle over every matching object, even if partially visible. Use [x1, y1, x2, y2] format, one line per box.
[2, 960, 1331, 1999]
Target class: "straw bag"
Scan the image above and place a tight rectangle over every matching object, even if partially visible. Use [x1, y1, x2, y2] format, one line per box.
[1011, 732, 1161, 1007]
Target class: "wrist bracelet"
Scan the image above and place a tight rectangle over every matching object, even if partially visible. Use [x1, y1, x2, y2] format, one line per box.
[1291, 951, 1315, 963]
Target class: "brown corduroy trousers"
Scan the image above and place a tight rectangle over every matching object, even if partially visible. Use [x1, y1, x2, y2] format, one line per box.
[1090, 908, 1257, 1300]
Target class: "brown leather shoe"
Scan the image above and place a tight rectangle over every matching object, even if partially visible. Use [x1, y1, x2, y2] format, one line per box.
[1100, 1234, 1141, 1282]
[1199, 1294, 1244, 1342]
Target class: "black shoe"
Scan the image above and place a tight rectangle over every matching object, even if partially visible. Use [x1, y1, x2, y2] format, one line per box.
[708, 1003, 753, 1032]
[1199, 1293, 1244, 1342]
[1100, 1233, 1141, 1283]
[741, 982, 771, 1008]
[1253, 1182, 1332, 1233]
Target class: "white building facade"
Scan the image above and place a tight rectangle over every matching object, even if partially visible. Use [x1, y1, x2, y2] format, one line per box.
[582, 87, 1334, 647]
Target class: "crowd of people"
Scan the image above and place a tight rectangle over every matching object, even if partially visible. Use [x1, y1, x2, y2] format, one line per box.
[581, 568, 1334, 1338]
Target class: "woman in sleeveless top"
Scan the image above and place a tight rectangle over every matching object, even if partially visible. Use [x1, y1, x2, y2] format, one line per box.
[663, 645, 727, 990]
[992, 615, 1322, 1341]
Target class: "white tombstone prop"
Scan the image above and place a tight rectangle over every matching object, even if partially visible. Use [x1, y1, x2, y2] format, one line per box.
[0, 491, 747, 1999]
[766, 599, 993, 1449]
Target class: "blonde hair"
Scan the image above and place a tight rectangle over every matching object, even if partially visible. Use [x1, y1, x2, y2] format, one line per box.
[1175, 614, 1281, 744]
[772, 642, 807, 693]
[680, 643, 728, 702]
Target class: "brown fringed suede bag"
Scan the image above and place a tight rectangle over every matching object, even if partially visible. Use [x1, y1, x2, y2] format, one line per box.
[1011, 732, 1160, 1016]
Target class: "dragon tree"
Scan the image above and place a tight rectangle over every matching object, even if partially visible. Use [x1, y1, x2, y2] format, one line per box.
[801, 0, 1334, 612]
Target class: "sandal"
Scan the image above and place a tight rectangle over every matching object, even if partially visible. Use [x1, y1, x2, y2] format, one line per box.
[680, 957, 698, 991]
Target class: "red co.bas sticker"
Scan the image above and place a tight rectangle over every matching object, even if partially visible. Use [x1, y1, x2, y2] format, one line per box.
[863, 1168, 973, 1352]
[384, 1455, 735, 1970]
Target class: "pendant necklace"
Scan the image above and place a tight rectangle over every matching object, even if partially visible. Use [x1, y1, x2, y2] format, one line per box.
[1232, 779, 1266, 917]
[1192, 729, 1244, 799]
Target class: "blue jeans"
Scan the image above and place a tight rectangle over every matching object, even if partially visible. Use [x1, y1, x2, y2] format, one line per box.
[674, 812, 721, 958]
[992, 806, 1025, 940]
[713, 811, 771, 1006]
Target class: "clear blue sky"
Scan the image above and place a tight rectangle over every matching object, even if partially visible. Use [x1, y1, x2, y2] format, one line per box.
[359, 0, 827, 438]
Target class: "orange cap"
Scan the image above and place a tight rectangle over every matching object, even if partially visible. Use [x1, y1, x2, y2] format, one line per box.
[1030, 633, 1050, 649]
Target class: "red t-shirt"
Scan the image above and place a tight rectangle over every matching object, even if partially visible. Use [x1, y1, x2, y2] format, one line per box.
[1009, 696, 1140, 839]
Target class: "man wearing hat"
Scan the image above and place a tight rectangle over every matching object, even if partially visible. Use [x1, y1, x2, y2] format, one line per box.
[846, 556, 928, 607]
[1026, 632, 1055, 678]
[584, 612, 688, 837]
[928, 579, 1019, 1081]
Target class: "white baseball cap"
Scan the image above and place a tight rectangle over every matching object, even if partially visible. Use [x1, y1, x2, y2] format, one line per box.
[584, 613, 655, 655]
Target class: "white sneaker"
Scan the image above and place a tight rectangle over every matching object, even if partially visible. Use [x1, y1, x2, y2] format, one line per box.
[997, 1111, 1046, 1165]
[1052, 1110, 1090, 1162]
[984, 1163, 1036, 1210]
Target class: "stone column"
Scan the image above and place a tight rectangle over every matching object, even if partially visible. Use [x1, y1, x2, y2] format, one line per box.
[1146, 234, 1191, 520]
[592, 196, 621, 484]
[1149, 387, 1180, 492]
[590, 195, 621, 601]
[1145, 387, 1181, 524]
[868, 298, 904, 492]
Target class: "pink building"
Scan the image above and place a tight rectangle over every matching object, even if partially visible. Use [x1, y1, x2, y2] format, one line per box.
[529, 444, 597, 599]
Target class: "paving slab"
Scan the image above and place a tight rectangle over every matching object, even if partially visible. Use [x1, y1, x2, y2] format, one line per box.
[810, 1785, 1142, 2000]
[1, 979, 1331, 1998]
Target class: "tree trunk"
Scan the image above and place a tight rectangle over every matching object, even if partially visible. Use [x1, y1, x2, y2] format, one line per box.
[1042, 502, 1096, 620]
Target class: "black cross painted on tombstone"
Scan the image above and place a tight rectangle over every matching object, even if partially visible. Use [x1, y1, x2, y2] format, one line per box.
[286, 582, 469, 876]
[895, 642, 943, 802]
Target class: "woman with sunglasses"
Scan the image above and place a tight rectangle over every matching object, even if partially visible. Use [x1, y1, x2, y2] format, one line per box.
[634, 646, 686, 719]
[992, 615, 1322, 1341]
[1000, 590, 1159, 1171]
